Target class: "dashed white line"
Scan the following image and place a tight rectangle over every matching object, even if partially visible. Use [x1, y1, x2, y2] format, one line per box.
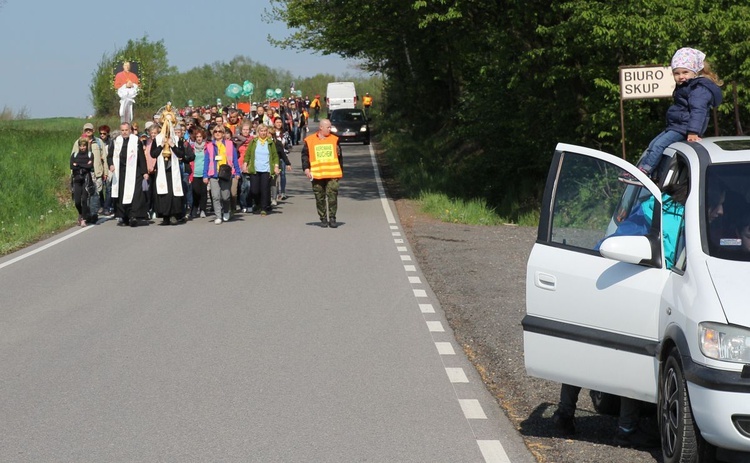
[459, 399, 487, 419]
[367, 143, 515, 463]
[477, 440, 511, 463]
[408, 276, 421, 284]
[435, 342, 455, 355]
[397, 246, 408, 252]
[446, 368, 469, 383]
[419, 303, 435, 313]
[413, 289, 427, 297]
[426, 321, 445, 332]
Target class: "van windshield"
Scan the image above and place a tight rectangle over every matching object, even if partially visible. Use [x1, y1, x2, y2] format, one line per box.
[705, 163, 750, 261]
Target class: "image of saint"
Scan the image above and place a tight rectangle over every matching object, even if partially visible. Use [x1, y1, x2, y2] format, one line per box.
[114, 61, 140, 123]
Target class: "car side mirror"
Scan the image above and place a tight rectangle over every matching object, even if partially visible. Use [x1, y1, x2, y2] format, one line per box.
[599, 235, 656, 266]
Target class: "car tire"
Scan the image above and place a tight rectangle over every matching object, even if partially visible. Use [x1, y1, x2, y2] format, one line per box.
[364, 140, 370, 145]
[589, 390, 620, 415]
[659, 348, 716, 463]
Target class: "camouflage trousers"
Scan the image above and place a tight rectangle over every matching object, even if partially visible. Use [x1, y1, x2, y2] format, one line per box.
[312, 178, 339, 220]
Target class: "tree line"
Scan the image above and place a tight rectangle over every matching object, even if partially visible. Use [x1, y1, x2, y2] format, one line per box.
[268, 0, 750, 219]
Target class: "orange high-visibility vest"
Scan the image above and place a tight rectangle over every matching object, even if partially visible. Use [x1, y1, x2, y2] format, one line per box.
[306, 133, 342, 179]
[363, 95, 373, 107]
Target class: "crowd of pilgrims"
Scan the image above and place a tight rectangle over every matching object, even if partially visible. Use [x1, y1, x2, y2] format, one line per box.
[69, 96, 321, 227]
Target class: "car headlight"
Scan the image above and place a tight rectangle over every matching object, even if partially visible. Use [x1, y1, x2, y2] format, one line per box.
[330, 126, 338, 133]
[360, 125, 368, 133]
[699, 322, 750, 363]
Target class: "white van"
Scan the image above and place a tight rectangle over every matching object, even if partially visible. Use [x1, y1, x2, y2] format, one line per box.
[523, 139, 750, 462]
[325, 82, 357, 111]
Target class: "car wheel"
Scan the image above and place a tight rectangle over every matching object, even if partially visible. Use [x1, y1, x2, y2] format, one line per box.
[364, 140, 370, 145]
[659, 348, 716, 463]
[589, 390, 620, 415]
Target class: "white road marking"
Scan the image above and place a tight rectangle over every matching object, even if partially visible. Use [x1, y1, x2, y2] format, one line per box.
[408, 276, 421, 284]
[427, 321, 445, 332]
[477, 440, 511, 463]
[0, 226, 91, 271]
[366, 143, 515, 463]
[397, 246, 408, 252]
[446, 368, 469, 383]
[419, 303, 435, 313]
[459, 399, 487, 419]
[413, 289, 427, 297]
[435, 342, 455, 355]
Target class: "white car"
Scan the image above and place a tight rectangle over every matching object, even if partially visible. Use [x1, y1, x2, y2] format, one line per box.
[523, 138, 750, 462]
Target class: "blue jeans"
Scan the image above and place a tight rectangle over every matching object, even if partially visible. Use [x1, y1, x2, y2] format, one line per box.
[182, 172, 192, 214]
[104, 176, 113, 212]
[239, 174, 252, 209]
[638, 130, 685, 174]
[279, 160, 287, 195]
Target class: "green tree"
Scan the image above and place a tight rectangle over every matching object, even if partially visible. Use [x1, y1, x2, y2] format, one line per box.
[270, 0, 750, 219]
[89, 36, 175, 117]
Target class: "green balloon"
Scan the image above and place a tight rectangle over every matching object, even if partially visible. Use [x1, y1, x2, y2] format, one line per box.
[266, 88, 274, 98]
[274, 88, 282, 97]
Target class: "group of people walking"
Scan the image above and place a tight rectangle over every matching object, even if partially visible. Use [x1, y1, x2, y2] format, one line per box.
[70, 100, 344, 229]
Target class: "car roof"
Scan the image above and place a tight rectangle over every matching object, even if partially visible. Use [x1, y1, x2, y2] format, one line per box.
[691, 136, 750, 164]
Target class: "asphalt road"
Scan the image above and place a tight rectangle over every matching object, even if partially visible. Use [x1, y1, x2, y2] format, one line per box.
[0, 131, 534, 462]
[389, 172, 666, 463]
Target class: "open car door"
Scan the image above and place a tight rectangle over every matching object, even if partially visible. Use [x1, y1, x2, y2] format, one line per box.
[523, 143, 669, 403]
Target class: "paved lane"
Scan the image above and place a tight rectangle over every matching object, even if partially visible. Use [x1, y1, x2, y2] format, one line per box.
[0, 133, 534, 462]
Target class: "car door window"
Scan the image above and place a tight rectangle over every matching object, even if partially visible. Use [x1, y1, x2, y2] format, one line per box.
[550, 151, 657, 252]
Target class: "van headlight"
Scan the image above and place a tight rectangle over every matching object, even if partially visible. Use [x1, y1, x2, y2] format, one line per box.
[699, 322, 750, 363]
[360, 125, 368, 133]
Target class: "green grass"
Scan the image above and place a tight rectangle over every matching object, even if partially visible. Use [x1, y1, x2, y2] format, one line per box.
[376, 120, 540, 228]
[0, 118, 119, 255]
[418, 191, 510, 225]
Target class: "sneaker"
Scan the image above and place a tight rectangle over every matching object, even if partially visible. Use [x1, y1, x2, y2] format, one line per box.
[241, 208, 248, 213]
[260, 210, 267, 216]
[271, 199, 278, 206]
[614, 427, 659, 448]
[551, 411, 576, 436]
[214, 218, 222, 224]
[222, 212, 230, 222]
[200, 211, 207, 218]
[329, 217, 338, 228]
[320, 218, 329, 228]
[169, 216, 178, 225]
[281, 194, 288, 200]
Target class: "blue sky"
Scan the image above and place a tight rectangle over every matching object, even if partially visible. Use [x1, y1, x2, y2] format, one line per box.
[0, 0, 358, 119]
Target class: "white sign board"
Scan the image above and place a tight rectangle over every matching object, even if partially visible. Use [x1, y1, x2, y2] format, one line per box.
[620, 65, 674, 100]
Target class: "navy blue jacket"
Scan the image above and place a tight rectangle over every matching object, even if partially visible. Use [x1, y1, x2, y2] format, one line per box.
[665, 77, 722, 136]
